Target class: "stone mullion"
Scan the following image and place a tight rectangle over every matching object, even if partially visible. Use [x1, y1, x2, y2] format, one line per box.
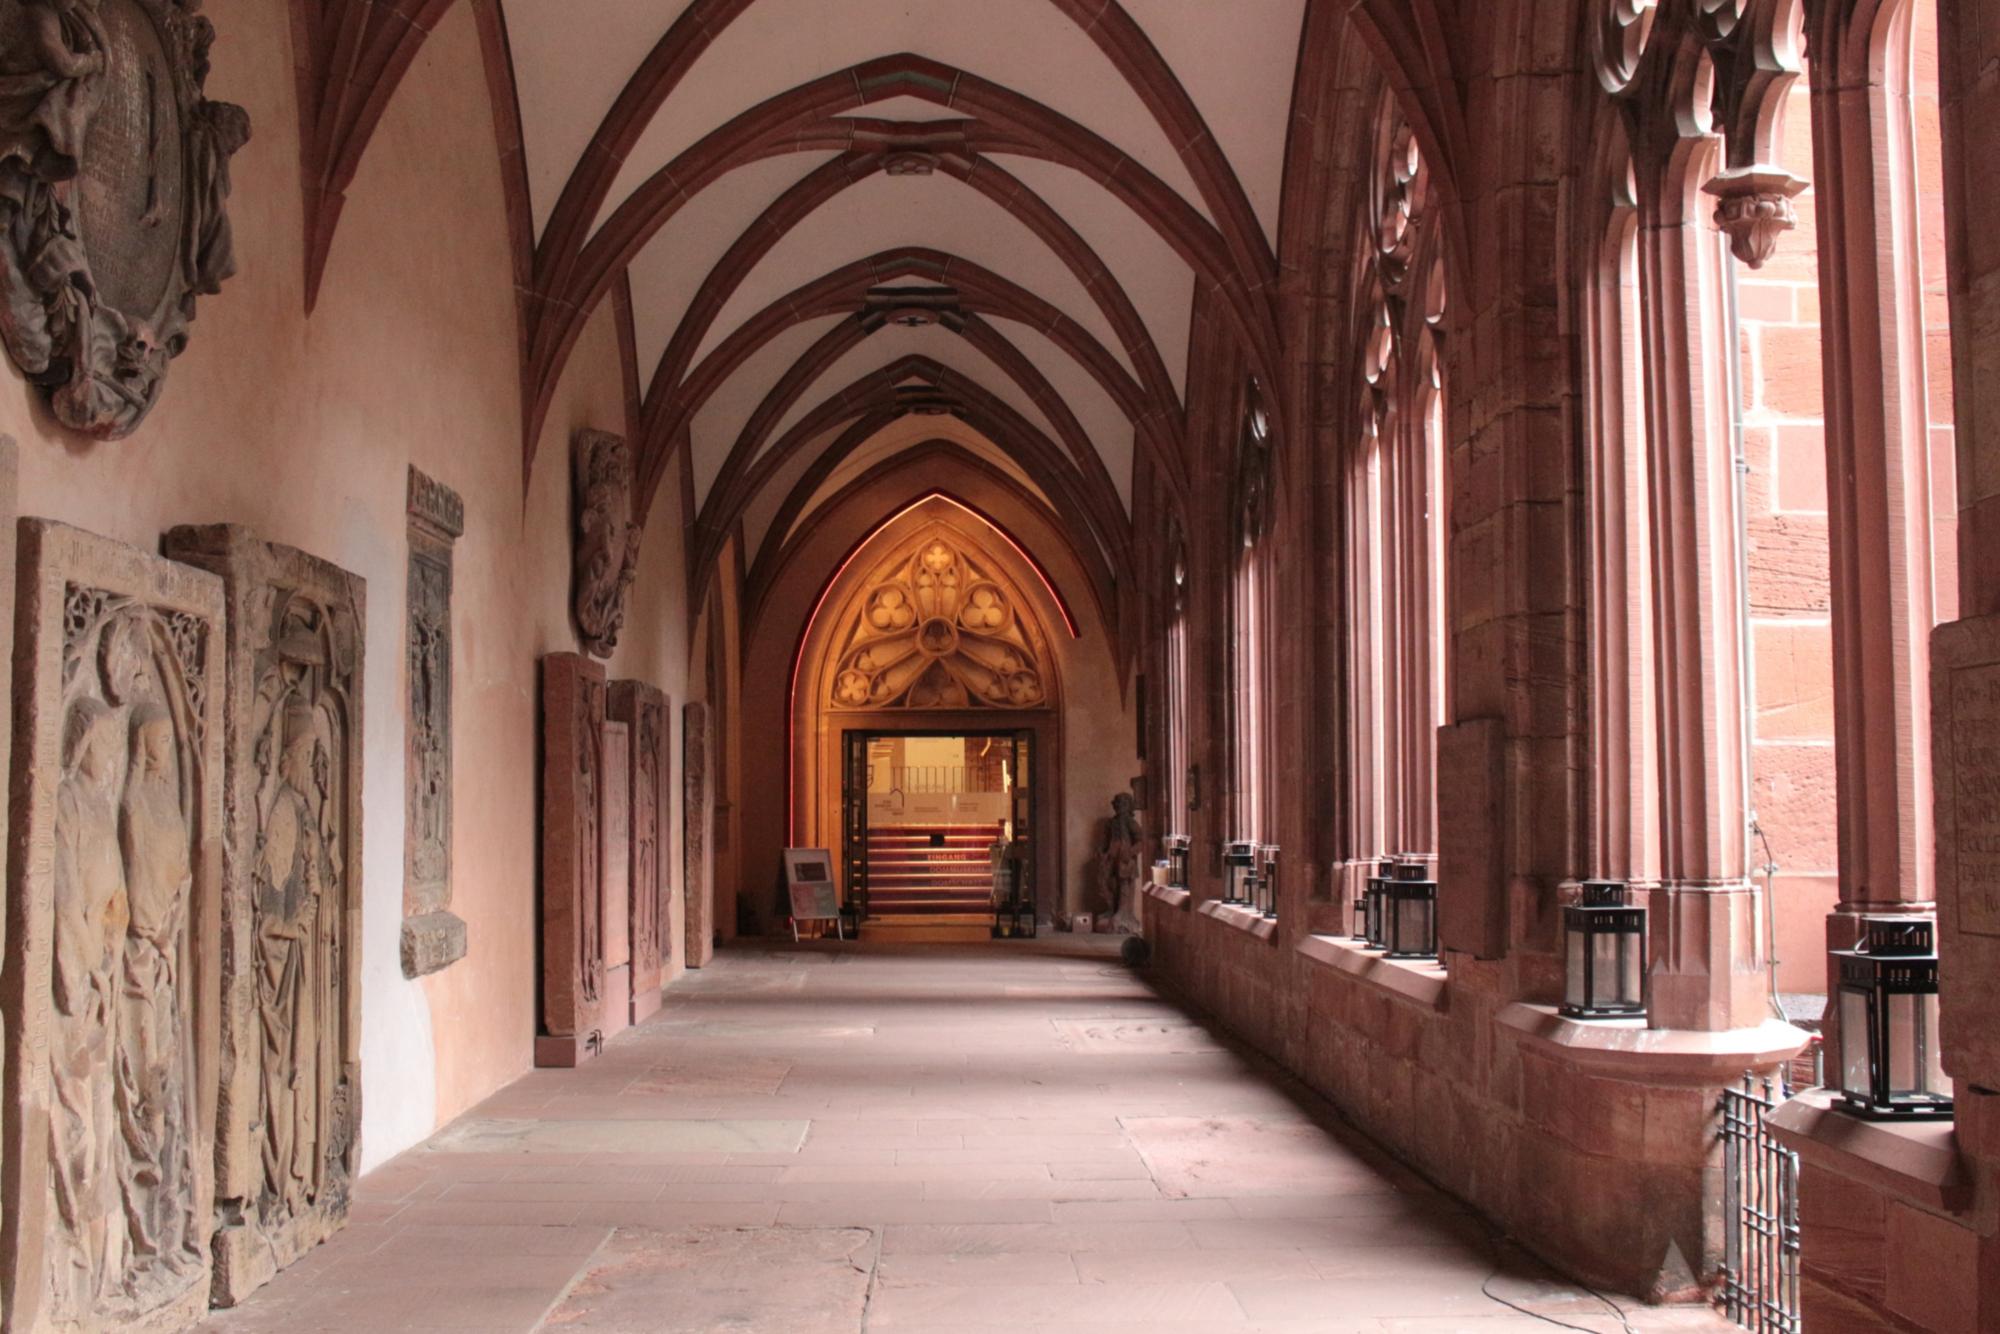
[1377, 414, 1410, 856]
[1800, 0, 1945, 1081]
[1632, 142, 1765, 1031]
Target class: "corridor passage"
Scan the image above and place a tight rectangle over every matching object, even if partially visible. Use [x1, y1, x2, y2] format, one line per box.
[202, 944, 1729, 1333]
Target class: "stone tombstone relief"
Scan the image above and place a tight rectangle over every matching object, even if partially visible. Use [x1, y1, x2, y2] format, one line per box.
[0, 0, 249, 439]
[609, 681, 668, 1022]
[162, 525, 363, 1307]
[1436, 717, 1507, 960]
[2, 520, 224, 1333]
[1931, 614, 2000, 1091]
[601, 718, 631, 1036]
[571, 429, 642, 658]
[683, 700, 714, 969]
[401, 466, 465, 978]
[539, 653, 608, 1067]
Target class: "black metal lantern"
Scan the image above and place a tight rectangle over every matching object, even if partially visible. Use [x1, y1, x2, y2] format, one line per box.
[1166, 834, 1190, 890]
[1834, 918, 1951, 1120]
[1383, 859, 1438, 959]
[1362, 858, 1395, 947]
[1223, 840, 1256, 905]
[1560, 880, 1647, 1019]
[1258, 845, 1280, 919]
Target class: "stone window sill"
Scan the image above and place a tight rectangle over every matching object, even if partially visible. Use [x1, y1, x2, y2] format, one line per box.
[1142, 882, 1191, 911]
[1496, 1003, 1809, 1082]
[1295, 934, 1446, 1010]
[1196, 898, 1279, 943]
[1768, 1087, 1971, 1213]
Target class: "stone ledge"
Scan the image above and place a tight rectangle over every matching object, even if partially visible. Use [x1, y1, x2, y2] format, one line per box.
[1768, 1088, 1972, 1213]
[1497, 1003, 1808, 1084]
[1196, 898, 1279, 943]
[1295, 934, 1446, 1010]
[1142, 883, 1191, 910]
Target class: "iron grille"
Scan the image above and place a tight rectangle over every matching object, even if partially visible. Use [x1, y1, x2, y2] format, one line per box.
[1718, 1073, 1802, 1333]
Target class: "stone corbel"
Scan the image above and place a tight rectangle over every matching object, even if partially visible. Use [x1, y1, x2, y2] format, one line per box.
[1696, 0, 1808, 267]
[1704, 166, 1808, 267]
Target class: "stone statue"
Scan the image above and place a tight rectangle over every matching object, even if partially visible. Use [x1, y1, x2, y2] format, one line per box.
[0, 0, 248, 437]
[1096, 792, 1144, 933]
[572, 429, 642, 658]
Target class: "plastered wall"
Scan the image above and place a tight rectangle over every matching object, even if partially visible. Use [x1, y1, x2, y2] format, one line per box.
[0, 1, 691, 1170]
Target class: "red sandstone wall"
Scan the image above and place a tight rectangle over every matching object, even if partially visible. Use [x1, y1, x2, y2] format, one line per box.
[0, 1, 690, 1167]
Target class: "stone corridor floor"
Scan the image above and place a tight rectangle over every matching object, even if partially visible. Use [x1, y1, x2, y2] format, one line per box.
[201, 940, 1733, 1333]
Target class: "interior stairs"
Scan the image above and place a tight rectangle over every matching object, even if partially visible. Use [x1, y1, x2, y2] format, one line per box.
[861, 823, 1005, 942]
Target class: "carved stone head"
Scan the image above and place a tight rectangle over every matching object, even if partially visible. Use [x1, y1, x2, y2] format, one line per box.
[571, 428, 642, 658]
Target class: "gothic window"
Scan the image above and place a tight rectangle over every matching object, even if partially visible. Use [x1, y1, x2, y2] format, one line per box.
[1230, 380, 1274, 842]
[1164, 532, 1192, 838]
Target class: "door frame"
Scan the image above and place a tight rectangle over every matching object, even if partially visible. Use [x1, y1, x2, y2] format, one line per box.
[811, 710, 1062, 925]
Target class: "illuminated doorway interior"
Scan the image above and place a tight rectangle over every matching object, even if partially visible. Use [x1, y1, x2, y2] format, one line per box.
[841, 730, 1034, 939]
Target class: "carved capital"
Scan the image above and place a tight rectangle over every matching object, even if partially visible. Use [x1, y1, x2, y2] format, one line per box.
[1704, 167, 1807, 268]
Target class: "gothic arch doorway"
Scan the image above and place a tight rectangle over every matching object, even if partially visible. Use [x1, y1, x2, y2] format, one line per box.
[791, 511, 1069, 938]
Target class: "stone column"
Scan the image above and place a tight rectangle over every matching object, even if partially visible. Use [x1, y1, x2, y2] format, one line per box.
[1631, 131, 1767, 1031]
[1800, 1, 1950, 1076]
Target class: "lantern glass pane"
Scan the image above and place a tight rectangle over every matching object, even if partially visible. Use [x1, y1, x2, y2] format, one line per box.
[1918, 994, 1951, 1099]
[1591, 931, 1622, 1007]
[1565, 929, 1587, 1009]
[1887, 992, 1921, 1096]
[1839, 988, 1872, 1099]
[1618, 931, 1643, 1005]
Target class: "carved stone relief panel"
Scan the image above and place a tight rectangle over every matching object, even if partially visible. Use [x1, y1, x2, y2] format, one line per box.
[610, 680, 668, 1021]
[538, 653, 607, 1066]
[602, 719, 631, 976]
[1931, 614, 2000, 1092]
[0, 0, 249, 438]
[162, 525, 363, 1307]
[2, 520, 224, 1333]
[401, 466, 464, 978]
[683, 700, 714, 969]
[571, 429, 642, 658]
[826, 530, 1050, 711]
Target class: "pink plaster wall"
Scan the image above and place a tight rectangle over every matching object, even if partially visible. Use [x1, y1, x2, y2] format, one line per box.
[0, 1, 691, 1167]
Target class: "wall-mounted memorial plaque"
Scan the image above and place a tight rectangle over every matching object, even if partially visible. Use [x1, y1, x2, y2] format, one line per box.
[610, 680, 669, 1022]
[572, 429, 642, 658]
[0, 0, 249, 438]
[402, 466, 465, 977]
[539, 652, 608, 1066]
[164, 524, 364, 1307]
[3, 520, 224, 1332]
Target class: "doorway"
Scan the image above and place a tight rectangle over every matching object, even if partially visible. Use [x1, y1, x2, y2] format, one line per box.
[840, 730, 1035, 937]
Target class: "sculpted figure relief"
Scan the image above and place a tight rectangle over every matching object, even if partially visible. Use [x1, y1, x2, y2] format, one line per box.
[164, 524, 365, 1306]
[401, 467, 464, 977]
[9, 527, 223, 1334]
[0, 0, 248, 438]
[572, 429, 642, 658]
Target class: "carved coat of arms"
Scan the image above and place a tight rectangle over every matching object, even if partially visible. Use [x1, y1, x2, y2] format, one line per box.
[572, 429, 642, 658]
[0, 0, 248, 438]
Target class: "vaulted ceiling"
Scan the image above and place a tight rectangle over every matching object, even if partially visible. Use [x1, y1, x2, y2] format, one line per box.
[303, 0, 1315, 595]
